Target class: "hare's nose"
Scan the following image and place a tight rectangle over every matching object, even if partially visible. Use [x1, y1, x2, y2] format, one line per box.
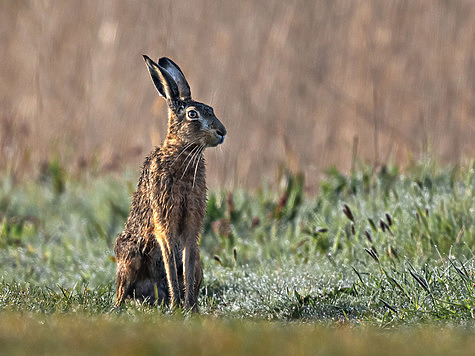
[215, 129, 226, 144]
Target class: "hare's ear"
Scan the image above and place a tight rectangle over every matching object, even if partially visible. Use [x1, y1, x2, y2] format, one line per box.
[143, 55, 179, 101]
[158, 57, 191, 100]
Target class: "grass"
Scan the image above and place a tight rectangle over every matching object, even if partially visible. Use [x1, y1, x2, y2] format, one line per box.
[0, 159, 474, 353]
[1, 314, 475, 356]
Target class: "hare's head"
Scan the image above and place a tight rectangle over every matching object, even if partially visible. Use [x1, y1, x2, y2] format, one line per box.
[143, 55, 226, 148]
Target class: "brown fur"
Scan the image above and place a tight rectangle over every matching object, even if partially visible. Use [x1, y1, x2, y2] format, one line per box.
[114, 56, 226, 311]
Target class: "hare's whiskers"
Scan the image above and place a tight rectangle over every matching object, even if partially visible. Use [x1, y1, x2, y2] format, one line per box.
[191, 145, 202, 171]
[180, 144, 200, 169]
[182, 145, 203, 179]
[172, 141, 196, 166]
[188, 145, 203, 180]
[192, 146, 205, 189]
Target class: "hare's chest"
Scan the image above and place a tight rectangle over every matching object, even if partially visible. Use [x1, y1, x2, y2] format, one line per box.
[167, 181, 206, 237]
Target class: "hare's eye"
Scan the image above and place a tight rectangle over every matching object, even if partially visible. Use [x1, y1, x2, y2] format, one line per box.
[187, 110, 198, 119]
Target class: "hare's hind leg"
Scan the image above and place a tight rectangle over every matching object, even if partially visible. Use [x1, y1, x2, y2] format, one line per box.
[115, 254, 142, 306]
[114, 233, 144, 306]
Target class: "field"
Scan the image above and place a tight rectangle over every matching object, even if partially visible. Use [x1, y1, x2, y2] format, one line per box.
[1, 0, 475, 353]
[1, 1, 474, 189]
[0, 159, 474, 354]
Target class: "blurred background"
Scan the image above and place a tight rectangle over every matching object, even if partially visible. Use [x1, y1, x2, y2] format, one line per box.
[1, 0, 474, 191]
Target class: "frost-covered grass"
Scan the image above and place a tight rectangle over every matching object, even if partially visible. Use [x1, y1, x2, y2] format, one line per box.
[0, 160, 474, 353]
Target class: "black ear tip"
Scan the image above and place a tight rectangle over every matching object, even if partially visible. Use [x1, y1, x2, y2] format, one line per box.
[158, 57, 170, 66]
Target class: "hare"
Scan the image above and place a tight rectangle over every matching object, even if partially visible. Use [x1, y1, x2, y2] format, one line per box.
[114, 55, 226, 311]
